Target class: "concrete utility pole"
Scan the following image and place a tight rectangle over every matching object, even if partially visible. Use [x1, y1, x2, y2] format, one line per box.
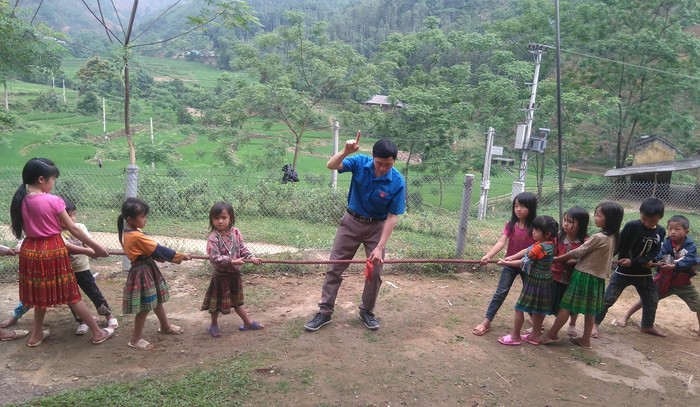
[512, 44, 547, 200]
[478, 127, 495, 220]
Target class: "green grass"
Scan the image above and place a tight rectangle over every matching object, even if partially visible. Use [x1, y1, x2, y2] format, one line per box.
[17, 356, 255, 406]
[62, 56, 229, 89]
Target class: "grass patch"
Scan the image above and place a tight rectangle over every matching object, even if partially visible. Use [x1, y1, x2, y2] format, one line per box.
[443, 315, 462, 330]
[570, 349, 602, 366]
[19, 356, 255, 406]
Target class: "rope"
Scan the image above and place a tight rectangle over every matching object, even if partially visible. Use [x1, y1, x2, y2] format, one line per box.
[107, 251, 497, 265]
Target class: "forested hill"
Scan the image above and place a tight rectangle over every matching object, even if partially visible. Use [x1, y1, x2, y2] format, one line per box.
[6, 0, 700, 172]
[18, 0, 509, 57]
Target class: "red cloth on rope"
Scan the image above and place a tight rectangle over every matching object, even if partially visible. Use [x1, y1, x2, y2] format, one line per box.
[364, 259, 374, 281]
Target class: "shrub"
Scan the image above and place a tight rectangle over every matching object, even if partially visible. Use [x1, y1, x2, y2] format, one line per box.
[77, 92, 100, 115]
[0, 110, 19, 130]
[32, 91, 61, 112]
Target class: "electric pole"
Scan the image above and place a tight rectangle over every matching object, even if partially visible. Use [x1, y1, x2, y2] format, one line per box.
[512, 44, 547, 200]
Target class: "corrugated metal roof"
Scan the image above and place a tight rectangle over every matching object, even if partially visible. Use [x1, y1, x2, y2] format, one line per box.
[605, 156, 700, 177]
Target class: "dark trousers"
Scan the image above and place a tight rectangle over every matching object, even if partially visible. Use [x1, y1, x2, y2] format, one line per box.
[319, 213, 384, 315]
[484, 266, 524, 321]
[70, 270, 112, 323]
[595, 272, 659, 328]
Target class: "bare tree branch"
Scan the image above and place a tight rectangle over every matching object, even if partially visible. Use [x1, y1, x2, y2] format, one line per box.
[132, 0, 182, 43]
[81, 0, 122, 45]
[109, 0, 126, 38]
[124, 0, 139, 44]
[132, 13, 219, 48]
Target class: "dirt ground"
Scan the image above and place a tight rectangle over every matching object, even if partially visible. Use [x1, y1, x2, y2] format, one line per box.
[1, 259, 699, 406]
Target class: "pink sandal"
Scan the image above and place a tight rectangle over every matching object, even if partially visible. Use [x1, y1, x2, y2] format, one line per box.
[498, 334, 522, 346]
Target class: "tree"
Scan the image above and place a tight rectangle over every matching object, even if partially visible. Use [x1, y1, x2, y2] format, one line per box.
[232, 11, 378, 170]
[372, 18, 530, 186]
[75, 56, 117, 93]
[563, 0, 700, 168]
[81, 0, 259, 165]
[0, 1, 64, 111]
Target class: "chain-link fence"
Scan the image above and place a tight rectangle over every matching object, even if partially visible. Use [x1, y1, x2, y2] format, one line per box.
[1, 165, 699, 280]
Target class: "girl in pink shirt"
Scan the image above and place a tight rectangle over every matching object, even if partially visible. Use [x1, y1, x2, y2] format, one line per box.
[10, 158, 113, 347]
[472, 192, 537, 336]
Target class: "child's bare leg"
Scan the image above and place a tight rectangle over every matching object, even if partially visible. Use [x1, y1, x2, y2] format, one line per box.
[153, 303, 174, 332]
[27, 308, 47, 345]
[615, 300, 642, 327]
[579, 314, 595, 347]
[210, 312, 219, 327]
[591, 323, 599, 338]
[528, 314, 545, 342]
[234, 305, 252, 327]
[131, 310, 149, 345]
[70, 301, 109, 341]
[546, 308, 570, 341]
[695, 312, 700, 337]
[568, 313, 579, 337]
[511, 310, 524, 341]
[0, 315, 18, 328]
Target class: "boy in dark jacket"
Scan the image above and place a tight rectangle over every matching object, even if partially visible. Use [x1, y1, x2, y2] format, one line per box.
[594, 197, 666, 338]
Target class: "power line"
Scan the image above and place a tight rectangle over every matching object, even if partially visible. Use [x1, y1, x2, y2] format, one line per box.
[541, 44, 700, 81]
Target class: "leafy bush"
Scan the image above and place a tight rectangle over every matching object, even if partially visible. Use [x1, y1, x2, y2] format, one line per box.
[77, 92, 100, 115]
[32, 91, 62, 112]
[0, 110, 19, 129]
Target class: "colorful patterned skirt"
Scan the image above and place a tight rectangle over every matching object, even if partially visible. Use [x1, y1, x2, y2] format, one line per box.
[19, 235, 81, 308]
[201, 271, 244, 314]
[122, 258, 170, 314]
[515, 271, 552, 315]
[559, 269, 605, 315]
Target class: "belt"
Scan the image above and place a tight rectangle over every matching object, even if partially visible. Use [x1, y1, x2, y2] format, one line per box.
[346, 208, 386, 223]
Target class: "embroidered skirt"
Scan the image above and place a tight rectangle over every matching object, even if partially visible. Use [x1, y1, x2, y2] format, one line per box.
[19, 235, 81, 308]
[201, 271, 244, 314]
[122, 258, 170, 314]
[559, 269, 605, 315]
[515, 272, 552, 315]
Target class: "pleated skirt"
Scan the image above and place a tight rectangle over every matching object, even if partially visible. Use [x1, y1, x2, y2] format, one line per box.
[559, 269, 605, 315]
[515, 272, 552, 315]
[19, 235, 81, 308]
[201, 271, 244, 314]
[122, 258, 170, 314]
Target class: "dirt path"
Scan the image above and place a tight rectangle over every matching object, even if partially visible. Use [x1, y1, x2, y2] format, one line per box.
[1, 263, 698, 406]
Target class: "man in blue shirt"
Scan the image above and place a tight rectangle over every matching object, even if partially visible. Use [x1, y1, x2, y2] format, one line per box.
[305, 134, 406, 331]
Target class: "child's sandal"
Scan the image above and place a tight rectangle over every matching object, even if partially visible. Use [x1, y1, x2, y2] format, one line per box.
[239, 321, 264, 331]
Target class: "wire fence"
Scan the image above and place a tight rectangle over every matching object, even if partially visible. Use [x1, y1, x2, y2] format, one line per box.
[1, 165, 699, 280]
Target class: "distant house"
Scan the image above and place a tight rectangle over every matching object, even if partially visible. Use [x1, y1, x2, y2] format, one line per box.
[604, 135, 700, 201]
[363, 95, 404, 112]
[606, 135, 680, 184]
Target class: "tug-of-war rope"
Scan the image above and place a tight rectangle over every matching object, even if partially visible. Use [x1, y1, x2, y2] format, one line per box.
[107, 251, 498, 265]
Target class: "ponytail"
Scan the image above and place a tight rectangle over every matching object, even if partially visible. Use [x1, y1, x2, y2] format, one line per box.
[117, 214, 125, 246]
[10, 184, 27, 239]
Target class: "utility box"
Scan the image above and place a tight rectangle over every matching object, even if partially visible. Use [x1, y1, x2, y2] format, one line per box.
[515, 124, 528, 150]
[529, 128, 550, 153]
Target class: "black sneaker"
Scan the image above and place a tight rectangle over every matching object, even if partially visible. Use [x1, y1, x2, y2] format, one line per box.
[359, 310, 380, 330]
[304, 312, 332, 331]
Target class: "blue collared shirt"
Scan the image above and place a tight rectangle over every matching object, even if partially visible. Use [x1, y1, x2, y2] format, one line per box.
[340, 155, 406, 218]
